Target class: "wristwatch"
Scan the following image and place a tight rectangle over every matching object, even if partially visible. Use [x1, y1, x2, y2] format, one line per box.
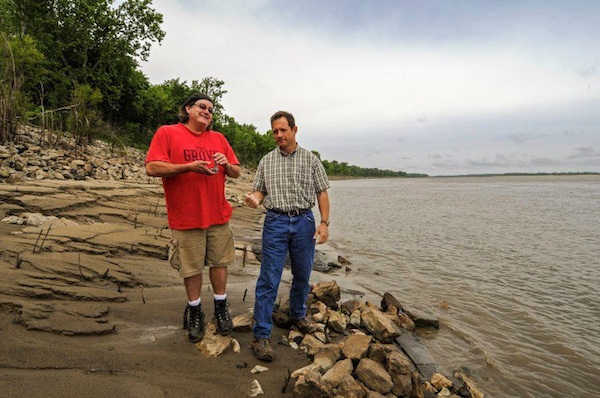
[320, 220, 330, 226]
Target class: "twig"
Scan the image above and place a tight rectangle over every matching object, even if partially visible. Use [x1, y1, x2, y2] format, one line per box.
[242, 246, 247, 268]
[140, 284, 146, 304]
[78, 253, 84, 278]
[281, 368, 292, 393]
[39, 225, 52, 252]
[15, 252, 22, 269]
[243, 288, 247, 302]
[33, 229, 43, 253]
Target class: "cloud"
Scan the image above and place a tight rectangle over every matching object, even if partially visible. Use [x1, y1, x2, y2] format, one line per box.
[568, 146, 599, 159]
[577, 64, 598, 78]
[508, 133, 548, 144]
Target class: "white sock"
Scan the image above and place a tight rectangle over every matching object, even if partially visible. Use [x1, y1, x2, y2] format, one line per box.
[214, 293, 227, 301]
[188, 298, 201, 306]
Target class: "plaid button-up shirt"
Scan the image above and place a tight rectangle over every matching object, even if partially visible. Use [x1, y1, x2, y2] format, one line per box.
[253, 145, 330, 212]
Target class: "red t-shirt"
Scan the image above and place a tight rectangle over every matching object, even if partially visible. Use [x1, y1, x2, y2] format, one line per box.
[145, 123, 239, 230]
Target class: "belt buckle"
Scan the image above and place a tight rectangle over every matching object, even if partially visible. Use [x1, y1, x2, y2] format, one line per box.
[288, 209, 301, 217]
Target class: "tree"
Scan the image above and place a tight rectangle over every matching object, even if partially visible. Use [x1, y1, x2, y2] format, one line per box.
[1, 0, 164, 128]
[0, 33, 45, 143]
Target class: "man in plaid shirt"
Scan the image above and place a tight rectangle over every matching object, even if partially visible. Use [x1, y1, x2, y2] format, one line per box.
[245, 110, 331, 362]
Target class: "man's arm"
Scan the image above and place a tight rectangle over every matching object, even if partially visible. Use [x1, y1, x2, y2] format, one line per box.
[146, 160, 215, 177]
[224, 164, 241, 178]
[314, 190, 330, 244]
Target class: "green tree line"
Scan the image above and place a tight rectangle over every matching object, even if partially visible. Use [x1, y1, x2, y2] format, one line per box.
[0, 0, 421, 175]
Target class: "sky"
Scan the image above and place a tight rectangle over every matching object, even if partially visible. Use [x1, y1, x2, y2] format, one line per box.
[139, 0, 600, 176]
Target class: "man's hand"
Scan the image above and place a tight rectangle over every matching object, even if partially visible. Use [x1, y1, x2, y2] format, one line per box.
[313, 224, 329, 244]
[244, 192, 263, 208]
[213, 152, 231, 170]
[189, 160, 217, 175]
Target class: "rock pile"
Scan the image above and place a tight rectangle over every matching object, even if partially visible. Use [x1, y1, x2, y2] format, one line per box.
[0, 124, 149, 183]
[271, 281, 484, 398]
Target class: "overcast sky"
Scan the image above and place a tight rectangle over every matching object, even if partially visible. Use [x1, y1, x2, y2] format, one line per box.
[140, 0, 600, 176]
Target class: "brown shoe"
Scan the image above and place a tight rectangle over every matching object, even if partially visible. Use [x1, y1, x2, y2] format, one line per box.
[291, 317, 317, 334]
[251, 336, 274, 362]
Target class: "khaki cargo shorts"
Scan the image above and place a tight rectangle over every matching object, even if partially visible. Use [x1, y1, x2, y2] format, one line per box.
[168, 223, 236, 278]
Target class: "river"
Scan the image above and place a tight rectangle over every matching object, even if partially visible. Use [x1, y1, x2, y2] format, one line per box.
[324, 175, 600, 397]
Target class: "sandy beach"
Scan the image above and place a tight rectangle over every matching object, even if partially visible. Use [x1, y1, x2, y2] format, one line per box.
[0, 173, 330, 397]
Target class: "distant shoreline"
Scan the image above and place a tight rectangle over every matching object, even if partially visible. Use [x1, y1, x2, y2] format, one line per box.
[432, 171, 600, 178]
[329, 171, 599, 180]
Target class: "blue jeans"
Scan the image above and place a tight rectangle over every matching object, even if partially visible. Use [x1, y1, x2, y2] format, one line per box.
[253, 210, 316, 339]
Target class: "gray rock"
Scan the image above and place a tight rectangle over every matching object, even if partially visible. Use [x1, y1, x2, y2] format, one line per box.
[395, 333, 438, 380]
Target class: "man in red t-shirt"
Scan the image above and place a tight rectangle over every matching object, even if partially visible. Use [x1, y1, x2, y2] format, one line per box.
[145, 93, 240, 343]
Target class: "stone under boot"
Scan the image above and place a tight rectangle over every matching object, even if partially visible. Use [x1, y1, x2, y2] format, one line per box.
[183, 304, 205, 343]
[214, 299, 233, 336]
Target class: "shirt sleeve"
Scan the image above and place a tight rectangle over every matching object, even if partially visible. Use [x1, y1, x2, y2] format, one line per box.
[145, 126, 171, 164]
[312, 155, 330, 193]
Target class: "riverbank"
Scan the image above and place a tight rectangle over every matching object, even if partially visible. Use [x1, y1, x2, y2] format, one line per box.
[0, 175, 321, 397]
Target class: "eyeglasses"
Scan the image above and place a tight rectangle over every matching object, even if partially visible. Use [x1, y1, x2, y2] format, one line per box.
[191, 103, 214, 114]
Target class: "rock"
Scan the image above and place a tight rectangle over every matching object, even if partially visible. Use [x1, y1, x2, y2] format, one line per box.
[309, 300, 328, 315]
[232, 311, 253, 331]
[323, 358, 354, 387]
[403, 306, 440, 329]
[250, 365, 269, 374]
[342, 333, 371, 361]
[337, 255, 351, 264]
[197, 322, 232, 357]
[314, 331, 328, 343]
[293, 370, 335, 398]
[381, 292, 404, 312]
[230, 338, 241, 353]
[366, 391, 386, 398]
[311, 280, 341, 309]
[327, 308, 347, 332]
[289, 329, 304, 345]
[313, 347, 339, 372]
[336, 374, 367, 398]
[387, 351, 413, 396]
[395, 333, 438, 380]
[312, 312, 326, 323]
[300, 334, 325, 356]
[367, 342, 399, 365]
[361, 305, 401, 343]
[355, 358, 394, 395]
[454, 370, 485, 398]
[250, 379, 264, 396]
[349, 309, 362, 328]
[341, 299, 363, 315]
[431, 372, 453, 390]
